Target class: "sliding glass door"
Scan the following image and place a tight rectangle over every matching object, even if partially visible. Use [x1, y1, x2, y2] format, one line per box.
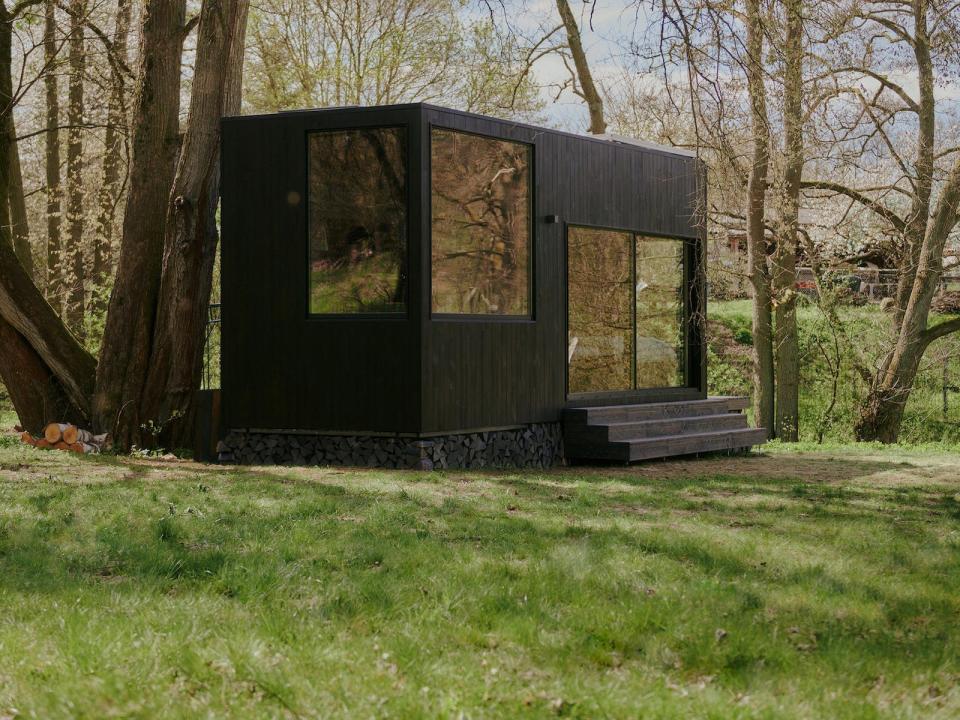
[567, 226, 686, 395]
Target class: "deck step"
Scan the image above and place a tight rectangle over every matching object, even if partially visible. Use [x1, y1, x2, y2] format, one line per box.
[577, 412, 748, 443]
[562, 396, 765, 463]
[564, 396, 747, 425]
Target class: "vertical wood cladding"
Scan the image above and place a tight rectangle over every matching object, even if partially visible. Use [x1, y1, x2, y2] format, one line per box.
[221, 104, 705, 436]
[221, 106, 423, 433]
[419, 106, 704, 433]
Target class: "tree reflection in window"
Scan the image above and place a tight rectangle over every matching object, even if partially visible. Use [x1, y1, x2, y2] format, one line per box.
[431, 128, 532, 316]
[308, 127, 407, 314]
[567, 227, 633, 393]
[635, 236, 685, 388]
[567, 227, 685, 393]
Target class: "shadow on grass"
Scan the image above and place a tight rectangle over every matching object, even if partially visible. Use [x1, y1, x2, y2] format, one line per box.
[1, 454, 958, 676]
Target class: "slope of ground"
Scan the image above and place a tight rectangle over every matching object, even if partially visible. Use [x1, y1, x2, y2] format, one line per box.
[0, 434, 958, 718]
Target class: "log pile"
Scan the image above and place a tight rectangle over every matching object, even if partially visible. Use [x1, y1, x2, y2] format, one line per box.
[218, 423, 565, 470]
[20, 423, 109, 454]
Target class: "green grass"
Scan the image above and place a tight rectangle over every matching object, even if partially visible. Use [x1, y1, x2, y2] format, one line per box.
[0, 410, 17, 430]
[1, 441, 959, 718]
[309, 254, 404, 314]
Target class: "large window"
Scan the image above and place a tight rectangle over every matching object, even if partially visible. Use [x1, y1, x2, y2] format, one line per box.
[567, 227, 685, 394]
[635, 236, 685, 388]
[567, 228, 633, 393]
[308, 127, 407, 314]
[430, 128, 532, 316]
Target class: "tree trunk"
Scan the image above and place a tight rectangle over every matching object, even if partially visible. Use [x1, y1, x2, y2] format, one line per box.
[744, 0, 774, 436]
[93, 0, 186, 445]
[891, 6, 935, 330]
[555, 0, 606, 134]
[856, 155, 960, 442]
[63, 0, 86, 338]
[141, 0, 249, 449]
[0, 317, 86, 433]
[43, 0, 62, 309]
[0, 3, 96, 431]
[7, 111, 32, 279]
[90, 0, 131, 321]
[772, 0, 803, 442]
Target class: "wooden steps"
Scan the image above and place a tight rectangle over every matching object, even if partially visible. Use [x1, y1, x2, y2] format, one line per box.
[563, 396, 766, 463]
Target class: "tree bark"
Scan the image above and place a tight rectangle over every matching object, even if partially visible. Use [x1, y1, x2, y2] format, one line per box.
[0, 317, 86, 433]
[43, 0, 62, 308]
[6, 111, 32, 279]
[745, 0, 774, 436]
[555, 0, 605, 134]
[93, 0, 186, 445]
[63, 0, 86, 338]
[90, 0, 131, 321]
[772, 0, 803, 441]
[141, 0, 249, 449]
[0, 234, 96, 420]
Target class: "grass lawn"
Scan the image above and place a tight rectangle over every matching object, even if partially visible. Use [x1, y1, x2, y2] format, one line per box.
[1, 436, 959, 718]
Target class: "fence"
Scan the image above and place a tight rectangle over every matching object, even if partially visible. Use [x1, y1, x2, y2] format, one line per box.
[202, 303, 221, 390]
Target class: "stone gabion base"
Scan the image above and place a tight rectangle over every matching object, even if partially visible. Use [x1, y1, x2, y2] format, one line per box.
[218, 423, 564, 470]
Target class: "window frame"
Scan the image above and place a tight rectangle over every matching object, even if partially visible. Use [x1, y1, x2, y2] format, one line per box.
[427, 124, 536, 322]
[304, 124, 412, 320]
[565, 223, 690, 397]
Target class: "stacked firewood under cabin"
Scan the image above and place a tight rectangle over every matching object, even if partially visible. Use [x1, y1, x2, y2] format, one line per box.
[20, 423, 109, 454]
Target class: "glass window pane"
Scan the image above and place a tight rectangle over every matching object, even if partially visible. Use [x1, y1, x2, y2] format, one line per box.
[635, 236, 685, 387]
[567, 227, 633, 393]
[308, 127, 407, 314]
[431, 128, 532, 315]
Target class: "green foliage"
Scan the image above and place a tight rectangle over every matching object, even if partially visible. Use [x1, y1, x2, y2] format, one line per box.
[711, 300, 960, 444]
[0, 444, 959, 717]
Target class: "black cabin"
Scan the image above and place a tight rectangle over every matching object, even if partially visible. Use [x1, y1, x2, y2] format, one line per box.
[218, 103, 764, 468]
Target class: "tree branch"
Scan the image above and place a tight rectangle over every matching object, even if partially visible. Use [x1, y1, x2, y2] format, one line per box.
[920, 317, 960, 349]
[800, 179, 908, 233]
[182, 14, 200, 38]
[54, 0, 133, 80]
[834, 65, 919, 113]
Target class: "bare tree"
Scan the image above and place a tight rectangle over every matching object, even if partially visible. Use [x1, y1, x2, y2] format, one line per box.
[92, 0, 188, 445]
[744, 0, 775, 434]
[7, 111, 32, 278]
[141, 0, 249, 448]
[90, 0, 130, 320]
[801, 0, 960, 442]
[43, 0, 62, 307]
[771, 0, 803, 441]
[63, 0, 85, 337]
[555, 0, 605, 133]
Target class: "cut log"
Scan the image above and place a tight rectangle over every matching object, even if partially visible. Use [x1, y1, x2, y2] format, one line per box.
[67, 442, 84, 453]
[54, 440, 70, 451]
[20, 431, 35, 445]
[35, 438, 51, 449]
[69, 441, 98, 454]
[62, 425, 94, 445]
[44, 422, 69, 444]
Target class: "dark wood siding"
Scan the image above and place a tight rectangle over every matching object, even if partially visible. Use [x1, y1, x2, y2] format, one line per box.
[221, 103, 706, 436]
[419, 106, 704, 432]
[221, 106, 423, 433]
